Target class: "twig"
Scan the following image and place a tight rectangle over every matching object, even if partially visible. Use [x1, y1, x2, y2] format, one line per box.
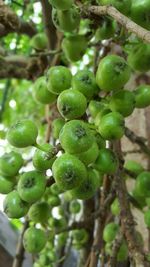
[84, 5, 150, 44]
[12, 219, 29, 267]
[0, 79, 11, 121]
[109, 232, 123, 267]
[30, 49, 62, 58]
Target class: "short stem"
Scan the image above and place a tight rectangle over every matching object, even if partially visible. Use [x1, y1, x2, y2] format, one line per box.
[33, 143, 48, 152]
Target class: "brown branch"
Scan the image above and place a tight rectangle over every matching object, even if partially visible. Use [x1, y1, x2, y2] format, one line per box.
[109, 233, 123, 267]
[84, 5, 150, 44]
[0, 1, 36, 37]
[12, 219, 29, 267]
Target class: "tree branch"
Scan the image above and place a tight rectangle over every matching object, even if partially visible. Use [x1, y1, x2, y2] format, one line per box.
[84, 5, 150, 44]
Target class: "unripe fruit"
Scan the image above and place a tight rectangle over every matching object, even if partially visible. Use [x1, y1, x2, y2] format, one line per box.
[59, 120, 94, 154]
[95, 108, 111, 127]
[111, 198, 120, 216]
[144, 210, 150, 228]
[97, 0, 131, 15]
[49, 0, 73, 10]
[134, 85, 150, 108]
[30, 33, 47, 50]
[52, 118, 65, 139]
[130, 0, 150, 30]
[72, 229, 89, 246]
[0, 175, 15, 194]
[75, 142, 99, 166]
[52, 153, 87, 190]
[105, 241, 128, 262]
[103, 222, 119, 243]
[33, 76, 56, 104]
[72, 70, 99, 100]
[131, 188, 146, 209]
[95, 148, 118, 174]
[7, 120, 38, 148]
[95, 18, 116, 40]
[69, 200, 81, 214]
[135, 172, 150, 198]
[28, 202, 50, 223]
[109, 90, 135, 117]
[57, 89, 87, 119]
[57, 232, 68, 247]
[3, 190, 29, 218]
[48, 217, 67, 230]
[96, 55, 131, 91]
[98, 112, 125, 140]
[50, 183, 63, 195]
[62, 35, 87, 62]
[124, 160, 144, 176]
[18, 171, 46, 203]
[70, 168, 101, 200]
[95, 133, 106, 149]
[0, 151, 23, 177]
[47, 66, 72, 95]
[88, 100, 105, 119]
[23, 227, 47, 253]
[33, 143, 56, 171]
[48, 195, 61, 207]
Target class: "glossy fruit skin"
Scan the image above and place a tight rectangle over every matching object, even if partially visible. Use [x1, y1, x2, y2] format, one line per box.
[57, 89, 87, 119]
[69, 200, 81, 214]
[98, 112, 125, 140]
[49, 0, 73, 10]
[130, 0, 150, 30]
[75, 142, 99, 166]
[0, 151, 23, 177]
[30, 33, 47, 50]
[95, 108, 112, 127]
[33, 76, 56, 104]
[50, 183, 63, 195]
[88, 100, 105, 119]
[0, 175, 15, 194]
[127, 43, 150, 72]
[134, 85, 150, 108]
[62, 35, 87, 62]
[28, 202, 50, 223]
[144, 210, 150, 227]
[95, 18, 116, 40]
[52, 118, 65, 139]
[98, 0, 131, 15]
[95, 148, 118, 174]
[47, 66, 72, 95]
[18, 171, 46, 203]
[23, 227, 47, 253]
[52, 153, 87, 190]
[96, 55, 131, 92]
[59, 120, 94, 154]
[124, 160, 144, 176]
[52, 8, 80, 32]
[7, 120, 38, 148]
[72, 229, 89, 246]
[72, 70, 99, 100]
[48, 195, 61, 207]
[3, 190, 29, 218]
[70, 168, 100, 200]
[131, 188, 146, 209]
[109, 90, 135, 117]
[111, 198, 120, 216]
[48, 217, 67, 230]
[103, 222, 119, 243]
[135, 172, 150, 197]
[33, 144, 56, 171]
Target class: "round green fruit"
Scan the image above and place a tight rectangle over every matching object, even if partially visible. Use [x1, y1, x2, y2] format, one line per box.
[69, 200, 81, 214]
[33, 143, 56, 171]
[7, 119, 38, 148]
[130, 0, 150, 30]
[62, 35, 87, 62]
[18, 171, 46, 203]
[127, 43, 150, 72]
[0, 175, 15, 194]
[111, 198, 120, 216]
[47, 66, 72, 95]
[88, 100, 105, 119]
[95, 148, 118, 174]
[49, 0, 73, 10]
[72, 229, 89, 246]
[57, 89, 87, 119]
[95, 18, 116, 40]
[30, 33, 47, 50]
[50, 183, 63, 195]
[96, 55, 131, 91]
[124, 160, 144, 176]
[95, 108, 112, 127]
[98, 0, 131, 15]
[33, 76, 56, 105]
[59, 120, 94, 154]
[75, 141, 99, 166]
[134, 85, 150, 108]
[95, 133, 106, 148]
[103, 222, 119, 243]
[98, 112, 125, 140]
[28, 202, 50, 223]
[3, 190, 29, 218]
[72, 70, 99, 100]
[109, 90, 135, 117]
[48, 195, 61, 207]
[0, 151, 23, 177]
[117, 241, 128, 262]
[48, 217, 67, 230]
[135, 171, 150, 197]
[131, 188, 146, 209]
[70, 168, 100, 200]
[23, 227, 47, 253]
[52, 153, 87, 190]
[52, 118, 65, 139]
[57, 232, 68, 247]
